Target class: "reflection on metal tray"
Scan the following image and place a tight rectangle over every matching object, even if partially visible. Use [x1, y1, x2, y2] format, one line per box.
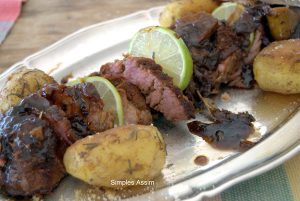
[261, 0, 300, 7]
[0, 6, 299, 201]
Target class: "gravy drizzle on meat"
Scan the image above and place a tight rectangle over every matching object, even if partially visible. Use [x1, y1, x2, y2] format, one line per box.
[0, 83, 115, 197]
[0, 95, 69, 197]
[187, 109, 255, 150]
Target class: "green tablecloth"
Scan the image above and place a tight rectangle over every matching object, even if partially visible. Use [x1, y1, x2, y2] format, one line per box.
[205, 154, 300, 201]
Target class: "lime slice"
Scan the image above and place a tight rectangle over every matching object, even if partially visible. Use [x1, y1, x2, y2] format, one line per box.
[67, 76, 124, 126]
[129, 26, 193, 90]
[212, 2, 245, 24]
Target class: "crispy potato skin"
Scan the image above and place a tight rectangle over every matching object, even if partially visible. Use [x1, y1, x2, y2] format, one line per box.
[267, 7, 299, 40]
[254, 39, 300, 94]
[159, 0, 220, 27]
[63, 125, 166, 188]
[0, 68, 56, 113]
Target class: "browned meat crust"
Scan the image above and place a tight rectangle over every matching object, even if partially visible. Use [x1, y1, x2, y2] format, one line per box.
[99, 56, 195, 121]
[175, 12, 219, 48]
[216, 24, 243, 60]
[107, 77, 152, 125]
[0, 95, 70, 197]
[40, 83, 114, 137]
[176, 13, 220, 70]
[174, 11, 262, 100]
[0, 83, 115, 198]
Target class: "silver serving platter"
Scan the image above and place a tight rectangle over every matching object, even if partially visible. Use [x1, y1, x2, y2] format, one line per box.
[0, 6, 300, 201]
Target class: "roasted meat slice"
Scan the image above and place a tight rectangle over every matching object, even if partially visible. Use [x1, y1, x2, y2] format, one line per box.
[99, 56, 195, 121]
[0, 94, 72, 197]
[107, 77, 152, 125]
[40, 83, 115, 137]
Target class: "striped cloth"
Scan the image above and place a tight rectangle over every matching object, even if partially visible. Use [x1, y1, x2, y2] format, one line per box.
[0, 0, 23, 44]
[206, 154, 300, 201]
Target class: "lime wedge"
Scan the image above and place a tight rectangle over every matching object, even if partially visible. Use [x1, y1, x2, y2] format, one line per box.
[212, 2, 245, 24]
[129, 26, 193, 90]
[67, 76, 124, 126]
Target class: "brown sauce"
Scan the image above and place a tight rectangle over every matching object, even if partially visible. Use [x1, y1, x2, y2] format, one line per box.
[194, 155, 209, 166]
[187, 109, 255, 150]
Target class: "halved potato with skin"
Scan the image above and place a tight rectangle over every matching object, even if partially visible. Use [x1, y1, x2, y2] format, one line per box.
[0, 68, 56, 113]
[63, 125, 166, 188]
[253, 39, 300, 94]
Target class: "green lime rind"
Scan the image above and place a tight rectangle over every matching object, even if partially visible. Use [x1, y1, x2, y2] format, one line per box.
[156, 27, 193, 90]
[66, 76, 124, 126]
[129, 26, 193, 90]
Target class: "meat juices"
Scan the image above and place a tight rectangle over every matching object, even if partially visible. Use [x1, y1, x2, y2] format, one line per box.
[187, 109, 255, 150]
[99, 56, 195, 122]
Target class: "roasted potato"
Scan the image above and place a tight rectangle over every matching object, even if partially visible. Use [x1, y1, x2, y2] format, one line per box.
[253, 39, 300, 94]
[64, 125, 166, 188]
[0, 68, 56, 113]
[159, 0, 220, 27]
[267, 7, 299, 40]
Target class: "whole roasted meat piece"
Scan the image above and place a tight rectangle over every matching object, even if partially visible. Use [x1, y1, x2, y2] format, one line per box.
[0, 83, 115, 197]
[0, 94, 73, 197]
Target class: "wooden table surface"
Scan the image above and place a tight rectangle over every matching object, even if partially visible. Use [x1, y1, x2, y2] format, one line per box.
[0, 0, 168, 73]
